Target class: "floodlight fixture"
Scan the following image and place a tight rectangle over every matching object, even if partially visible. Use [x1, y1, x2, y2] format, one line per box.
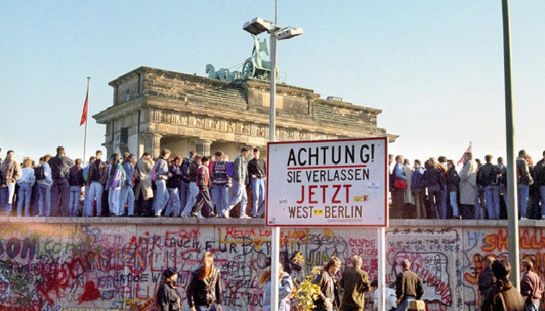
[243, 17, 275, 35]
[276, 27, 304, 40]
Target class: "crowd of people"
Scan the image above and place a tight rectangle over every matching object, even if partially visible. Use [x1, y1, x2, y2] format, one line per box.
[157, 252, 543, 311]
[389, 150, 545, 220]
[0, 146, 267, 218]
[477, 256, 544, 311]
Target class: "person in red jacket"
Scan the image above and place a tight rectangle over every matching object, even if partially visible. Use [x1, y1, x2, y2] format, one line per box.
[521, 260, 544, 310]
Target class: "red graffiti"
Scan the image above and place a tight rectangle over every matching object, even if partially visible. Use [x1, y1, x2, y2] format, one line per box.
[79, 281, 101, 304]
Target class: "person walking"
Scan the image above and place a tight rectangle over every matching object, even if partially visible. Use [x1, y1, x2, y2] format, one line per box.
[223, 147, 250, 219]
[181, 154, 201, 218]
[520, 260, 544, 311]
[156, 268, 182, 311]
[191, 156, 216, 218]
[16, 158, 35, 217]
[48, 146, 74, 216]
[395, 259, 424, 311]
[68, 158, 84, 217]
[339, 255, 371, 311]
[187, 252, 223, 311]
[481, 258, 524, 311]
[313, 256, 342, 311]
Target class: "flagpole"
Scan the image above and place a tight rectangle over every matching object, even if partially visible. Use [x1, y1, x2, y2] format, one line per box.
[83, 77, 90, 165]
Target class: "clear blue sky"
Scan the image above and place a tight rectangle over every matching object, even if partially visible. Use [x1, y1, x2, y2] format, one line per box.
[1, 1, 544, 165]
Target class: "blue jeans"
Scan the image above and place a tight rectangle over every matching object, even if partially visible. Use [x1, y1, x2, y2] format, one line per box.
[16, 183, 32, 217]
[484, 185, 500, 220]
[211, 184, 229, 214]
[153, 179, 169, 216]
[38, 183, 51, 216]
[250, 178, 266, 217]
[179, 181, 189, 213]
[518, 184, 529, 218]
[182, 182, 198, 216]
[69, 186, 81, 217]
[108, 187, 122, 215]
[85, 182, 103, 216]
[226, 180, 248, 217]
[164, 187, 180, 217]
[120, 185, 135, 216]
[449, 191, 459, 218]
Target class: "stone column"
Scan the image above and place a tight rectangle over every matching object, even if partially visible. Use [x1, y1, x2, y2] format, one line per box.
[103, 142, 114, 159]
[141, 133, 163, 159]
[195, 139, 213, 156]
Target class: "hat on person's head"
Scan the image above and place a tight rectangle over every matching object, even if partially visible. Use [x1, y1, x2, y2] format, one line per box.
[162, 267, 177, 279]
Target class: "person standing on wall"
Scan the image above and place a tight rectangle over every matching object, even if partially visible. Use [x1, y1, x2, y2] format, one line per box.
[152, 149, 171, 217]
[135, 152, 154, 217]
[187, 251, 223, 311]
[395, 259, 424, 311]
[0, 150, 22, 215]
[222, 147, 250, 219]
[67, 158, 84, 217]
[156, 267, 182, 311]
[520, 259, 544, 311]
[48, 146, 74, 216]
[339, 255, 371, 311]
[248, 147, 266, 218]
[191, 156, 216, 218]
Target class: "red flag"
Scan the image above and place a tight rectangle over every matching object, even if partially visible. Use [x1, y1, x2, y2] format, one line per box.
[80, 87, 89, 126]
[457, 142, 472, 166]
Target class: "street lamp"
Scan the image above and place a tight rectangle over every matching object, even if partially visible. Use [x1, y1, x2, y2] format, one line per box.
[243, 16, 303, 311]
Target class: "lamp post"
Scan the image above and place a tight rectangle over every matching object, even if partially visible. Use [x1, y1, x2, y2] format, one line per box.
[243, 17, 303, 310]
[501, 0, 520, 288]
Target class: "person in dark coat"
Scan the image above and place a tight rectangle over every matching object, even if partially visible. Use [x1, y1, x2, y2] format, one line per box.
[156, 268, 182, 311]
[478, 255, 496, 308]
[187, 251, 223, 311]
[481, 258, 524, 311]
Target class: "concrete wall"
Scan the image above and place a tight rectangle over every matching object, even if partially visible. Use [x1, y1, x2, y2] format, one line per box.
[0, 218, 542, 311]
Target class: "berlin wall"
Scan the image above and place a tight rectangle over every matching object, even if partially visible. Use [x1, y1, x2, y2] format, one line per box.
[0, 218, 543, 311]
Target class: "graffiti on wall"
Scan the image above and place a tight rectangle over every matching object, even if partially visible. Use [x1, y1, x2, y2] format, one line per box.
[0, 223, 544, 310]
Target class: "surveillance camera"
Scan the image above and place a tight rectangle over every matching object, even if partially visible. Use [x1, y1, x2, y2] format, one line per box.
[276, 27, 304, 40]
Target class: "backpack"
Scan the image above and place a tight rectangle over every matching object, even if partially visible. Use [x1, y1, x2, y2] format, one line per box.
[34, 166, 46, 180]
